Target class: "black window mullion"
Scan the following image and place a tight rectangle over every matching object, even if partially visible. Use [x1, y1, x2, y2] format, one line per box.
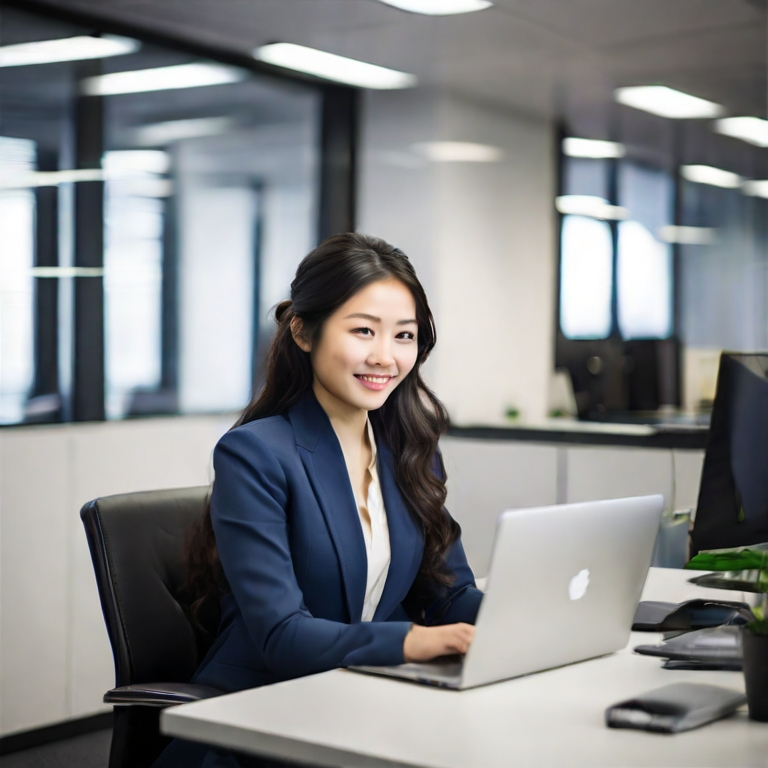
[72, 61, 105, 422]
[318, 85, 358, 240]
[32, 150, 60, 405]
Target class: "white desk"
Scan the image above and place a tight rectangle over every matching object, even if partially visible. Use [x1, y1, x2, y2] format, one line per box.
[162, 569, 768, 767]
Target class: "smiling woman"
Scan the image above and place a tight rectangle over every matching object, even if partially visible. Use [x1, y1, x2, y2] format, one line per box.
[159, 233, 483, 768]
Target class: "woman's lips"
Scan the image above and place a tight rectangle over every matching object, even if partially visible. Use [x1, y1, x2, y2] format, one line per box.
[354, 374, 395, 391]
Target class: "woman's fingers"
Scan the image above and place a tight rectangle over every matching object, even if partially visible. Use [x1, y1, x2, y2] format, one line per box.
[442, 623, 475, 654]
[403, 622, 476, 662]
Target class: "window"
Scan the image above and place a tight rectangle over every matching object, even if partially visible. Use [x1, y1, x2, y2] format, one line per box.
[0, 137, 36, 423]
[103, 151, 165, 418]
[559, 215, 613, 339]
[616, 162, 673, 340]
[0, 4, 338, 425]
[617, 220, 672, 339]
[558, 153, 674, 342]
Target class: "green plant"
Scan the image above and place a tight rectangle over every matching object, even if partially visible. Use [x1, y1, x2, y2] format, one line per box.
[686, 546, 768, 635]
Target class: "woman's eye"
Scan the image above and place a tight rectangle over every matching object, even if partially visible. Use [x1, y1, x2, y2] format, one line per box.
[353, 327, 373, 336]
[397, 331, 416, 340]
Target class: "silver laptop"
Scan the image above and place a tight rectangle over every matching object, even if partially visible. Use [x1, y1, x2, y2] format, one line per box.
[351, 495, 663, 690]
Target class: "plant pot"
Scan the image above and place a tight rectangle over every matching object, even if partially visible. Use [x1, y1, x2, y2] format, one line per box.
[741, 627, 768, 721]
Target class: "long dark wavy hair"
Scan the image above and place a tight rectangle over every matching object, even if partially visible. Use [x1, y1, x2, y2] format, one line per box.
[185, 232, 458, 627]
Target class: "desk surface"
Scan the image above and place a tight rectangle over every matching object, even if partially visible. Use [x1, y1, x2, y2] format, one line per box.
[162, 569, 766, 768]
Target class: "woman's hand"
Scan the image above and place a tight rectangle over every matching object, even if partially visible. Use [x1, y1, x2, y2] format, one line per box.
[403, 623, 475, 663]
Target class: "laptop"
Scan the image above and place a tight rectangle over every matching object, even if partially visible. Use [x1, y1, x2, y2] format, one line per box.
[351, 495, 664, 690]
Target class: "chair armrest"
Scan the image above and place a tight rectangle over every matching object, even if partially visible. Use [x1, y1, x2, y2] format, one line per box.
[104, 682, 223, 708]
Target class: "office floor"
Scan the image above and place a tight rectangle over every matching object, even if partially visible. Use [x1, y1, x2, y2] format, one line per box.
[0, 728, 111, 768]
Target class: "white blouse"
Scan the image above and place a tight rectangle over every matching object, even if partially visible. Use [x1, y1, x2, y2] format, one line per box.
[352, 419, 391, 621]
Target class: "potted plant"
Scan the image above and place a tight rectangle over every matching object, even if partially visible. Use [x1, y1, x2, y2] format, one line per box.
[687, 546, 768, 721]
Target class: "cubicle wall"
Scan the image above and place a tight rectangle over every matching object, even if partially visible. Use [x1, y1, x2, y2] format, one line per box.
[0, 416, 230, 737]
[0, 421, 704, 737]
[441, 437, 705, 577]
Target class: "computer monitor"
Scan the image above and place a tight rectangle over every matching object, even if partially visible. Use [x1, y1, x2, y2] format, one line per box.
[690, 353, 768, 556]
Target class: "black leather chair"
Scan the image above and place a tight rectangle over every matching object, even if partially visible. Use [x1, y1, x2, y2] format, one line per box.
[80, 486, 223, 768]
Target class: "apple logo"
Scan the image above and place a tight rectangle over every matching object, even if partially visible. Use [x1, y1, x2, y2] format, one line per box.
[568, 568, 590, 601]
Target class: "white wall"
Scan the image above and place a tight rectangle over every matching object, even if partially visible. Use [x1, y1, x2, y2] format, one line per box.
[442, 438, 705, 578]
[359, 90, 556, 424]
[0, 415, 231, 737]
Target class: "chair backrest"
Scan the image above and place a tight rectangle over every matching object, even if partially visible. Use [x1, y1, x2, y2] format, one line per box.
[80, 486, 214, 688]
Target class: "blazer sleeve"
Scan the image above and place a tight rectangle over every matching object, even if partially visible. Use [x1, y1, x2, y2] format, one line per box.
[211, 428, 411, 678]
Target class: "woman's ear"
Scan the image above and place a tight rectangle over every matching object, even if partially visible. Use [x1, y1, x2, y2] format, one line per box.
[290, 317, 312, 353]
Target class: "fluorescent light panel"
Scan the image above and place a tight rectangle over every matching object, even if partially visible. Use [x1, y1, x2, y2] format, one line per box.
[102, 150, 170, 175]
[556, 195, 629, 220]
[0, 35, 139, 67]
[0, 160, 170, 190]
[0, 169, 103, 189]
[411, 141, 503, 162]
[562, 137, 625, 159]
[658, 225, 716, 245]
[255, 43, 416, 89]
[681, 164, 742, 189]
[716, 117, 768, 148]
[31, 267, 104, 278]
[741, 180, 768, 198]
[615, 86, 723, 119]
[377, 0, 492, 14]
[133, 117, 234, 146]
[81, 62, 246, 96]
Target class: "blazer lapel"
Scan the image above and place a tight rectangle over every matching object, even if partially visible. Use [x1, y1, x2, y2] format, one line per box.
[289, 392, 368, 622]
[372, 437, 424, 621]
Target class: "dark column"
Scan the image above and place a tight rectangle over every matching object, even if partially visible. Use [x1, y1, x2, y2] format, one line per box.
[250, 184, 264, 389]
[318, 85, 358, 240]
[160, 195, 179, 394]
[72, 62, 105, 421]
[32, 150, 59, 399]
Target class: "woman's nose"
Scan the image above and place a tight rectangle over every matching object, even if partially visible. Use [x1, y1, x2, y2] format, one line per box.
[368, 338, 395, 366]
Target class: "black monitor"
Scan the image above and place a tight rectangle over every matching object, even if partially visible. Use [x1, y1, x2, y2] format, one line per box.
[690, 353, 768, 556]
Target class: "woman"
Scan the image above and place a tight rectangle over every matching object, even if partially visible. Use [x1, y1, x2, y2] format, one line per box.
[158, 233, 482, 767]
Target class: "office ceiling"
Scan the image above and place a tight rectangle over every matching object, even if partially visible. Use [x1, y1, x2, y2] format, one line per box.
[12, 0, 768, 128]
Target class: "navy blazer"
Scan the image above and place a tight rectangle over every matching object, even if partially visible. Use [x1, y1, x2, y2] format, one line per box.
[191, 390, 483, 693]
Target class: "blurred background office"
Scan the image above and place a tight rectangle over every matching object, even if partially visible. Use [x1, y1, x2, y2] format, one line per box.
[1, 0, 767, 759]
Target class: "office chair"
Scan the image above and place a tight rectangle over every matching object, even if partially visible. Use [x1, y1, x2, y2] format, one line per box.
[80, 486, 223, 768]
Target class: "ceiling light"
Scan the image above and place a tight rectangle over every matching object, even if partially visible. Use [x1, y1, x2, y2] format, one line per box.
[133, 117, 234, 146]
[0, 35, 139, 68]
[555, 195, 629, 220]
[680, 165, 742, 188]
[102, 150, 170, 175]
[716, 116, 768, 148]
[0, 169, 104, 189]
[615, 86, 724, 119]
[658, 226, 716, 245]
[741, 180, 768, 198]
[81, 62, 246, 96]
[562, 137, 625, 159]
[377, 0, 492, 14]
[30, 267, 104, 278]
[411, 141, 503, 162]
[254, 43, 416, 89]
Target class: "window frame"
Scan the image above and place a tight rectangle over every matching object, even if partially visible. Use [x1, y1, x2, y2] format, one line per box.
[0, 0, 358, 426]
[554, 125, 681, 416]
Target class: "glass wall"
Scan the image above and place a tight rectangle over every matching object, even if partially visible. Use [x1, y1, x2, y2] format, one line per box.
[558, 155, 674, 342]
[0, 5, 322, 425]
